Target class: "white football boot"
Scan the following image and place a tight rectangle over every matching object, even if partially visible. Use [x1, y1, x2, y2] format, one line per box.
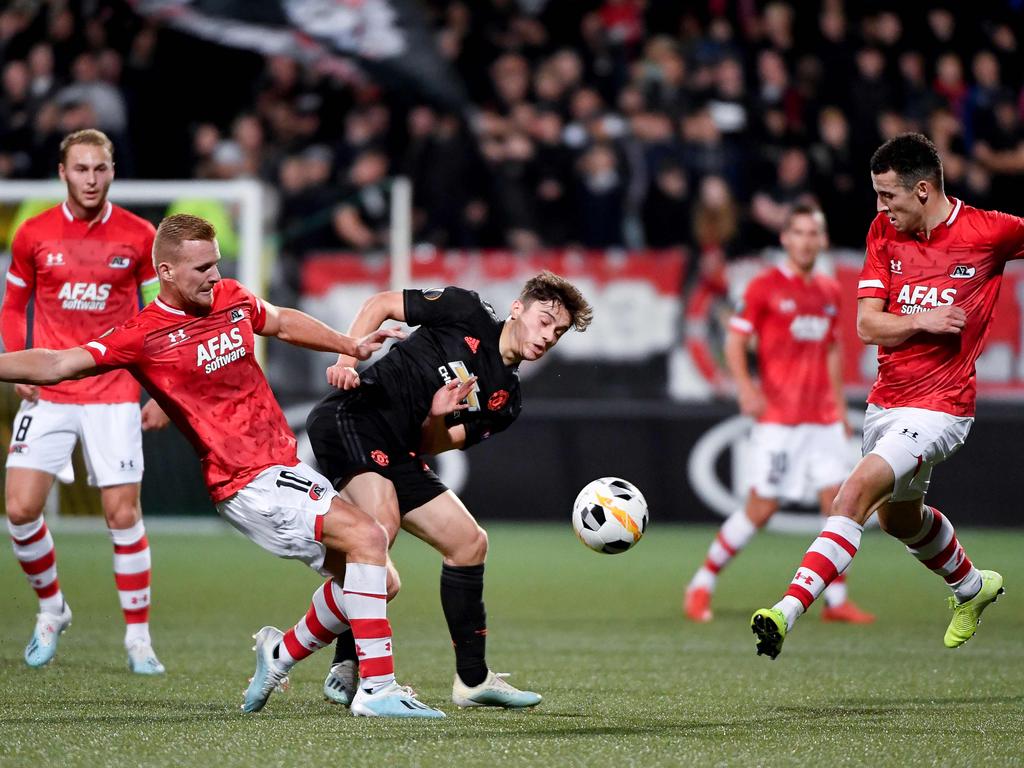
[452, 670, 542, 708]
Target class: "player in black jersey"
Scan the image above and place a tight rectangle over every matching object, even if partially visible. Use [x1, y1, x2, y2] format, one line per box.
[306, 271, 592, 708]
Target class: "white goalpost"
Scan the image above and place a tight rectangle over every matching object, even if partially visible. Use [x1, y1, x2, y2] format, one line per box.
[0, 176, 415, 522]
[0, 178, 267, 300]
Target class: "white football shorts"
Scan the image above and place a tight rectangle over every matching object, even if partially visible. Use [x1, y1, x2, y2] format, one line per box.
[216, 462, 338, 576]
[5, 399, 143, 486]
[748, 421, 851, 502]
[862, 404, 973, 502]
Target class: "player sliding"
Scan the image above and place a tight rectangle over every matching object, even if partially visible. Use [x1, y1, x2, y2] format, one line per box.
[751, 133, 1022, 659]
[684, 204, 873, 625]
[0, 214, 444, 718]
[304, 273, 592, 709]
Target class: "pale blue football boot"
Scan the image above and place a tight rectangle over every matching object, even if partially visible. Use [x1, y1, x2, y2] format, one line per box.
[241, 626, 291, 713]
[24, 604, 73, 668]
[127, 640, 166, 675]
[323, 660, 357, 705]
[350, 681, 446, 718]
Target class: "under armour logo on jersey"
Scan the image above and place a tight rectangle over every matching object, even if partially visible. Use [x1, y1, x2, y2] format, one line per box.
[900, 428, 919, 440]
[890, 259, 903, 274]
[230, 308, 244, 323]
[167, 329, 189, 344]
[45, 252, 65, 266]
[464, 336, 480, 354]
[778, 299, 796, 313]
[795, 570, 813, 586]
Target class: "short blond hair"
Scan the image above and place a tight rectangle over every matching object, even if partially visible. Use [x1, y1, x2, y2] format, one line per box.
[153, 214, 218, 267]
[60, 129, 114, 164]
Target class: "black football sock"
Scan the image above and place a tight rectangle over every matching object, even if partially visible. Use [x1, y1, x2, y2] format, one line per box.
[332, 627, 357, 666]
[441, 563, 488, 687]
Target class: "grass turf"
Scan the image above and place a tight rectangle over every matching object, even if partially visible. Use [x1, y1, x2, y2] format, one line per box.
[1, 522, 1022, 767]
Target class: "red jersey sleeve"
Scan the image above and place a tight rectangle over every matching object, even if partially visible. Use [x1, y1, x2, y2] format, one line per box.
[135, 226, 158, 296]
[82, 321, 145, 371]
[220, 279, 268, 332]
[826, 279, 842, 346]
[729, 275, 766, 337]
[991, 210, 1024, 262]
[858, 216, 889, 301]
[1, 224, 36, 351]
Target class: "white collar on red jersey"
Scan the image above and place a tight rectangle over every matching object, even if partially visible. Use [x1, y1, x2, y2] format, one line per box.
[778, 261, 813, 282]
[62, 200, 113, 225]
[945, 198, 962, 226]
[154, 296, 187, 316]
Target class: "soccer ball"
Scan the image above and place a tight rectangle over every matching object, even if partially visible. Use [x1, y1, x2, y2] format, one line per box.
[572, 477, 649, 554]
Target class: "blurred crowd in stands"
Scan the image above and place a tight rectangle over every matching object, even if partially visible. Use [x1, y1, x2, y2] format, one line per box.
[2, 0, 1024, 283]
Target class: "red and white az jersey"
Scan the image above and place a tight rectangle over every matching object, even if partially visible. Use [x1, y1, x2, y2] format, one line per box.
[83, 279, 299, 501]
[730, 264, 841, 425]
[858, 199, 1024, 416]
[2, 202, 156, 403]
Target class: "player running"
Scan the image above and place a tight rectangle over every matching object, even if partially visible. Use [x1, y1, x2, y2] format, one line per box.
[2, 129, 168, 674]
[751, 133, 1022, 659]
[0, 213, 445, 718]
[304, 273, 592, 709]
[684, 204, 874, 625]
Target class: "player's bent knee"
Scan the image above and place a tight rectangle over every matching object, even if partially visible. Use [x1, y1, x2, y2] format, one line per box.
[450, 525, 488, 565]
[104, 504, 142, 530]
[5, 500, 44, 526]
[322, 503, 389, 560]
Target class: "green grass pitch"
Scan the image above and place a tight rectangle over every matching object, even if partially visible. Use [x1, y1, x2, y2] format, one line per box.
[1, 522, 1022, 767]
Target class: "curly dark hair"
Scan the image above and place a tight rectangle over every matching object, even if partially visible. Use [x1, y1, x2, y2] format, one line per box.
[519, 270, 593, 332]
[869, 133, 944, 191]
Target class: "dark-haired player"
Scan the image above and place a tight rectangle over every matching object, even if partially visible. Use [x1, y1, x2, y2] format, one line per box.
[305, 271, 593, 708]
[752, 133, 1024, 659]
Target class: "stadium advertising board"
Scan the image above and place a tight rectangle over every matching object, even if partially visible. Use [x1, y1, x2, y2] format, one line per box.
[300, 250, 1024, 401]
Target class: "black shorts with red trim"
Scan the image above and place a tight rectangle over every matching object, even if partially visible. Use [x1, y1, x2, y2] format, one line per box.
[306, 387, 448, 515]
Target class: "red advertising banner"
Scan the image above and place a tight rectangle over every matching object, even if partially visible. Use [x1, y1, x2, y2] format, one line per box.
[300, 248, 687, 364]
[299, 249, 1024, 401]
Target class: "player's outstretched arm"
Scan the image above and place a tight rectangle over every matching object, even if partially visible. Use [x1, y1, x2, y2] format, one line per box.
[0, 347, 99, 385]
[856, 297, 966, 347]
[259, 301, 405, 357]
[326, 291, 406, 389]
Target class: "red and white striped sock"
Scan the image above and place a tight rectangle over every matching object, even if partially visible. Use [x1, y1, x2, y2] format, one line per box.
[109, 521, 152, 646]
[342, 562, 395, 691]
[822, 573, 849, 608]
[278, 579, 350, 666]
[901, 506, 982, 603]
[775, 516, 863, 629]
[8, 517, 65, 615]
[689, 510, 758, 591]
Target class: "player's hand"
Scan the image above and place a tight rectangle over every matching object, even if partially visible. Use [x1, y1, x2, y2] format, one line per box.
[14, 383, 40, 402]
[915, 305, 967, 335]
[430, 376, 477, 416]
[326, 363, 361, 390]
[351, 327, 406, 361]
[737, 383, 766, 418]
[141, 399, 170, 431]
